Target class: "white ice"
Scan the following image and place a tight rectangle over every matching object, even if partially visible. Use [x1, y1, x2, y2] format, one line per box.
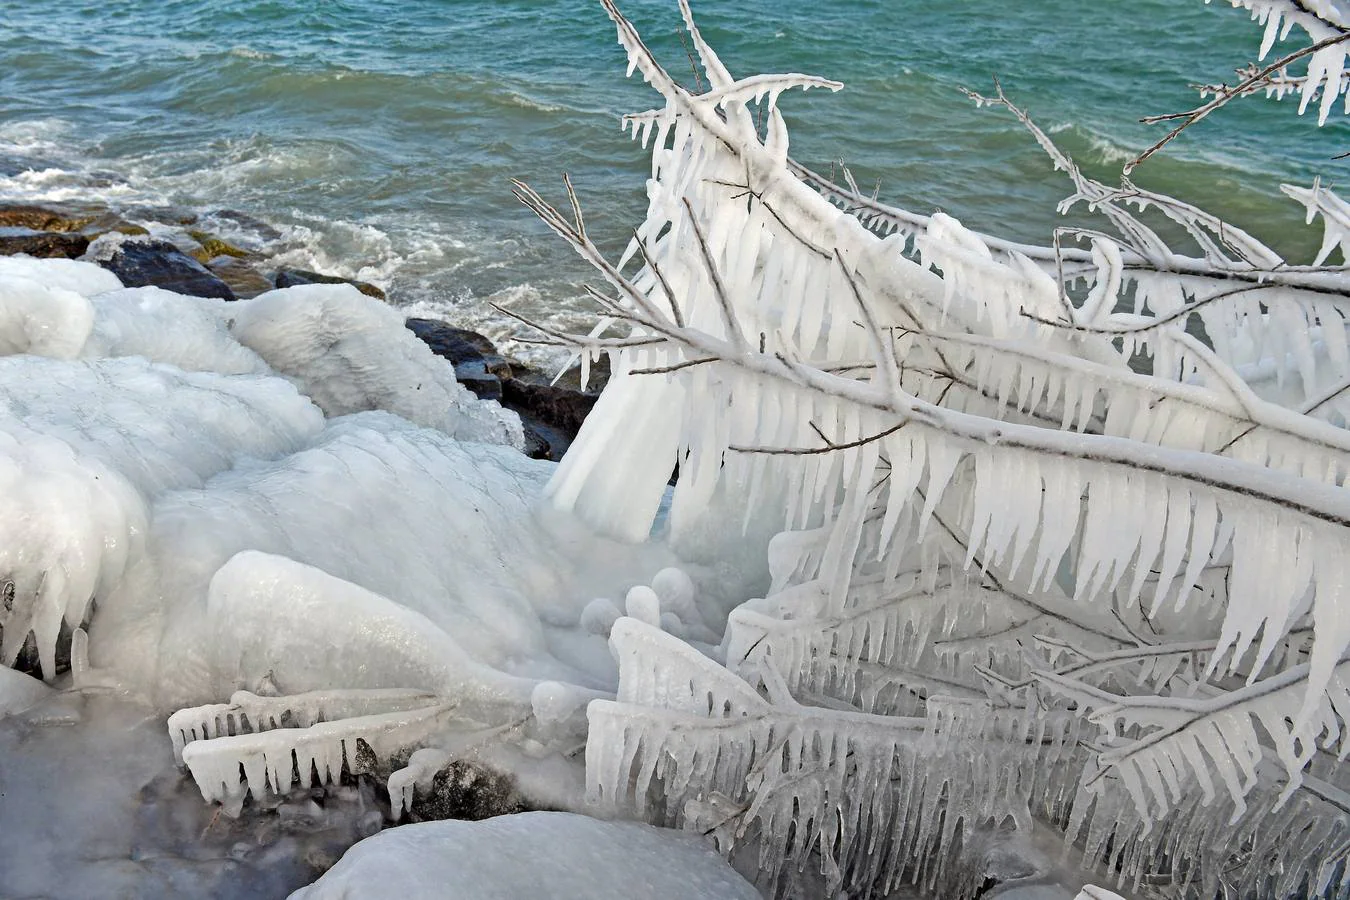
[0, 667, 52, 718]
[84, 286, 270, 375]
[289, 812, 760, 900]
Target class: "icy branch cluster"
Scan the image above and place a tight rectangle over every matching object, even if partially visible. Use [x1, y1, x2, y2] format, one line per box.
[505, 1, 1350, 895]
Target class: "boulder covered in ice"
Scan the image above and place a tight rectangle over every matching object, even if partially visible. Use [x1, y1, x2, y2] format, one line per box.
[84, 285, 270, 375]
[230, 283, 524, 449]
[289, 812, 760, 900]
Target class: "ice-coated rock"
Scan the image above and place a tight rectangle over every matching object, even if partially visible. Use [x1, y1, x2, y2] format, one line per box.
[0, 273, 94, 358]
[289, 812, 760, 900]
[230, 284, 524, 449]
[84, 286, 270, 375]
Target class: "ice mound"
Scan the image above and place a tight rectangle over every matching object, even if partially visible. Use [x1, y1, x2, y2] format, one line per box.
[0, 355, 323, 495]
[0, 422, 145, 676]
[0, 240, 728, 899]
[0, 272, 93, 358]
[289, 812, 760, 900]
[230, 284, 524, 449]
[127, 414, 660, 701]
[0, 254, 123, 296]
[174, 550, 536, 713]
[85, 286, 270, 375]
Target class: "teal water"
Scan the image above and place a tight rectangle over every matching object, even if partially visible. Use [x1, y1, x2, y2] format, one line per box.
[0, 0, 1345, 359]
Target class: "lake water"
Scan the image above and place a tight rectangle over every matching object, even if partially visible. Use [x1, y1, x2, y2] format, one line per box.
[1, 0, 1344, 362]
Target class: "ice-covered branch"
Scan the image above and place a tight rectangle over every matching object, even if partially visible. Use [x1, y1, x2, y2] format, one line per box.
[525, 2, 1350, 895]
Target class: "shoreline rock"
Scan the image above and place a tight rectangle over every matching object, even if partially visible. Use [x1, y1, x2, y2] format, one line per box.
[91, 237, 237, 300]
[0, 227, 90, 259]
[0, 203, 148, 238]
[275, 267, 386, 301]
[405, 317, 606, 461]
[0, 202, 604, 459]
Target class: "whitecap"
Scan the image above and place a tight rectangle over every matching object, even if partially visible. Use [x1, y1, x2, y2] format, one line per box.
[227, 46, 273, 61]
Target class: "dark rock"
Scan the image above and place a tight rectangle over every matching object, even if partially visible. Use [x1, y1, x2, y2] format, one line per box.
[498, 379, 600, 463]
[0, 228, 89, 259]
[551, 353, 612, 394]
[274, 267, 386, 301]
[0, 203, 147, 239]
[209, 209, 283, 242]
[405, 317, 523, 401]
[500, 378, 598, 437]
[0, 204, 94, 233]
[122, 204, 199, 227]
[207, 255, 275, 299]
[519, 425, 552, 460]
[96, 238, 237, 300]
[406, 318, 493, 366]
[408, 759, 526, 823]
[403, 317, 600, 461]
[450, 361, 502, 402]
[188, 230, 252, 263]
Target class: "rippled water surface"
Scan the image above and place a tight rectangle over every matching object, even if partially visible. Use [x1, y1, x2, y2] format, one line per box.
[0, 0, 1344, 358]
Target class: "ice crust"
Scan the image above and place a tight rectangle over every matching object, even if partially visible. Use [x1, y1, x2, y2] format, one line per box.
[289, 812, 760, 900]
[0, 667, 53, 718]
[0, 272, 93, 358]
[0, 254, 123, 296]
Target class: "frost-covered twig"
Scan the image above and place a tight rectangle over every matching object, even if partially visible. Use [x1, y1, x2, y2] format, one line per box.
[1131, 31, 1350, 172]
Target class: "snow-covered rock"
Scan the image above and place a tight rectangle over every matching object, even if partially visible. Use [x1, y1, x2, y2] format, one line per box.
[85, 285, 270, 375]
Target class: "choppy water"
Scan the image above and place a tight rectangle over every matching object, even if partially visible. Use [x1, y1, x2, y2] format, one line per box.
[0, 0, 1345, 362]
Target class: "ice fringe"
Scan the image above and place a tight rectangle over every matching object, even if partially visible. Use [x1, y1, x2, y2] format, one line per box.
[172, 689, 450, 815]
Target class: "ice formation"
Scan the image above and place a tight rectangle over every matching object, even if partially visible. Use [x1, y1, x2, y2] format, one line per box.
[289, 812, 760, 900]
[0, 273, 93, 358]
[3, 1, 1349, 897]
[84, 285, 270, 375]
[0, 255, 689, 857]
[498, 1, 1350, 896]
[0, 254, 123, 296]
[0, 667, 53, 718]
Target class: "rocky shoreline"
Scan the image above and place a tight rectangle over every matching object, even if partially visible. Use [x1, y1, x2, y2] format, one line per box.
[0, 200, 607, 461]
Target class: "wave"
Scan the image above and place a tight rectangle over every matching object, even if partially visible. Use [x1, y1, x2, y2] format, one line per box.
[503, 92, 563, 114]
[226, 46, 274, 61]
